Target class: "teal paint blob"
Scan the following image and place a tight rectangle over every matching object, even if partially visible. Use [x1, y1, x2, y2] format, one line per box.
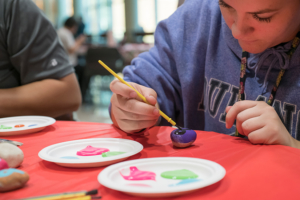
[0, 169, 24, 177]
[169, 179, 201, 187]
[60, 156, 79, 159]
[102, 152, 125, 157]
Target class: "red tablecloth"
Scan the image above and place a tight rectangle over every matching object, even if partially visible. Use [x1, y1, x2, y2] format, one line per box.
[1, 121, 300, 200]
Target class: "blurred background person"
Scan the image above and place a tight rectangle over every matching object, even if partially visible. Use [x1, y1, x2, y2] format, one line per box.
[75, 17, 86, 38]
[57, 17, 87, 93]
[0, 0, 81, 121]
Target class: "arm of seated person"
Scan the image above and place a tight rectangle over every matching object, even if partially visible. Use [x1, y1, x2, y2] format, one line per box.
[0, 73, 81, 118]
[68, 35, 87, 54]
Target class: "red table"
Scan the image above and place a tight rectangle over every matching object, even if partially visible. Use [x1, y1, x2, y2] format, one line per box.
[1, 121, 300, 200]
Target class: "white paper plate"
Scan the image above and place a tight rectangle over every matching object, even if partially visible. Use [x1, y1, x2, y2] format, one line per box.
[38, 138, 143, 168]
[0, 116, 56, 136]
[98, 157, 226, 198]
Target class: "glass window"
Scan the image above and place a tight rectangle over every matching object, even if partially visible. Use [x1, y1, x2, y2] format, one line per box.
[112, 0, 125, 41]
[137, 0, 156, 33]
[137, 0, 179, 43]
[157, 0, 179, 22]
[82, 0, 118, 44]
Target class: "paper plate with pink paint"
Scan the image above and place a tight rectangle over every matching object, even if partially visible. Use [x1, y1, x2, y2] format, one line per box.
[0, 116, 56, 136]
[98, 157, 226, 198]
[38, 138, 143, 168]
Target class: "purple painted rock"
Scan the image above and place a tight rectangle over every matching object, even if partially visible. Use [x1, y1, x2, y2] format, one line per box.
[170, 128, 197, 148]
[0, 168, 29, 192]
[0, 158, 9, 170]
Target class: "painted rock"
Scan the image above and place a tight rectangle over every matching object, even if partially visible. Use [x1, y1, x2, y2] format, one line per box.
[0, 168, 29, 192]
[0, 158, 9, 170]
[170, 128, 197, 148]
[0, 143, 24, 168]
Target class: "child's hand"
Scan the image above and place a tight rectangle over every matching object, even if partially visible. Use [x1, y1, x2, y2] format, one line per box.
[226, 100, 298, 147]
[110, 79, 160, 133]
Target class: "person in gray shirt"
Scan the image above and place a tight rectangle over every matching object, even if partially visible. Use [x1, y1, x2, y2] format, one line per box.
[0, 0, 81, 120]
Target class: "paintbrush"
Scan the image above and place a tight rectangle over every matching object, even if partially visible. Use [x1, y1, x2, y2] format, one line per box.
[0, 138, 23, 146]
[22, 189, 99, 200]
[98, 60, 182, 130]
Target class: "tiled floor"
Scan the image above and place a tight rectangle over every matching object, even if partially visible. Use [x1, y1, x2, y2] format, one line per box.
[74, 75, 113, 124]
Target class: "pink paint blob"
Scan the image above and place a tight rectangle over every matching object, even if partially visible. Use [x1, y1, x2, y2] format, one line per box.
[76, 145, 109, 156]
[0, 158, 9, 170]
[120, 166, 156, 181]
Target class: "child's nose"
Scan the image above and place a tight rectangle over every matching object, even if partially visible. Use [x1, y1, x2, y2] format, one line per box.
[231, 17, 254, 40]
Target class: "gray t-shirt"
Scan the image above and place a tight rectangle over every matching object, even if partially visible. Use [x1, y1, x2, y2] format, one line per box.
[0, 0, 74, 89]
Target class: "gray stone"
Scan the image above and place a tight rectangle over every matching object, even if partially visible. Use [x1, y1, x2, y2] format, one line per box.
[0, 143, 24, 168]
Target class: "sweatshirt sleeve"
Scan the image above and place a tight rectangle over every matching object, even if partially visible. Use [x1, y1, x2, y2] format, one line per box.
[123, 0, 202, 125]
[122, 0, 214, 126]
[123, 23, 181, 125]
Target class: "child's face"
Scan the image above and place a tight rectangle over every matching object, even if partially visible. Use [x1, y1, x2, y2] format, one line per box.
[219, 0, 300, 53]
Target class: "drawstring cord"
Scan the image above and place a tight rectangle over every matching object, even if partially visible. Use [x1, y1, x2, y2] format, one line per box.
[248, 46, 290, 89]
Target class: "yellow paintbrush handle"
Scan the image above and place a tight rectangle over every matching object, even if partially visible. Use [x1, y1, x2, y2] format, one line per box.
[98, 60, 176, 126]
[28, 193, 86, 200]
[64, 196, 91, 200]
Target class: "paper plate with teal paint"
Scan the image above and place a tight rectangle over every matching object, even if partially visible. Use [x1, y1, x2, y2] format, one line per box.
[38, 138, 143, 168]
[98, 157, 226, 198]
[0, 116, 55, 136]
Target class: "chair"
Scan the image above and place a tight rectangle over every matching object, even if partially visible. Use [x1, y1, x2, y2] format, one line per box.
[81, 47, 124, 102]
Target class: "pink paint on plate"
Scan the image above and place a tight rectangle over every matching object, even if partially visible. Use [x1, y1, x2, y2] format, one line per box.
[127, 183, 152, 187]
[76, 145, 109, 156]
[120, 166, 156, 181]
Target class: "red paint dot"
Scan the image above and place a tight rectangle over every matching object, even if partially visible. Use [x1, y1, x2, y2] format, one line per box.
[15, 124, 25, 128]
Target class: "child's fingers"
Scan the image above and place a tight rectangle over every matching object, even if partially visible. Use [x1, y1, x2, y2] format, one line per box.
[118, 119, 158, 133]
[135, 85, 158, 105]
[145, 95, 157, 107]
[233, 106, 263, 135]
[111, 96, 159, 132]
[110, 80, 158, 106]
[225, 106, 232, 113]
[110, 79, 136, 99]
[115, 95, 159, 116]
[226, 101, 257, 128]
[117, 105, 160, 121]
[247, 126, 267, 144]
[241, 116, 265, 136]
[110, 80, 160, 133]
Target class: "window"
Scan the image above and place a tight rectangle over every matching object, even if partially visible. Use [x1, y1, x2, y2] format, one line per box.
[157, 0, 179, 22]
[112, 0, 126, 41]
[137, 0, 179, 43]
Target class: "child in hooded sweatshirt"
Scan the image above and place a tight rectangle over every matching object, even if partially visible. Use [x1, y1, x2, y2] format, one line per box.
[109, 0, 300, 149]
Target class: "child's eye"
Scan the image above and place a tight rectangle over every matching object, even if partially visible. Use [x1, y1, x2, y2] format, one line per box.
[218, 1, 231, 9]
[252, 14, 272, 23]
